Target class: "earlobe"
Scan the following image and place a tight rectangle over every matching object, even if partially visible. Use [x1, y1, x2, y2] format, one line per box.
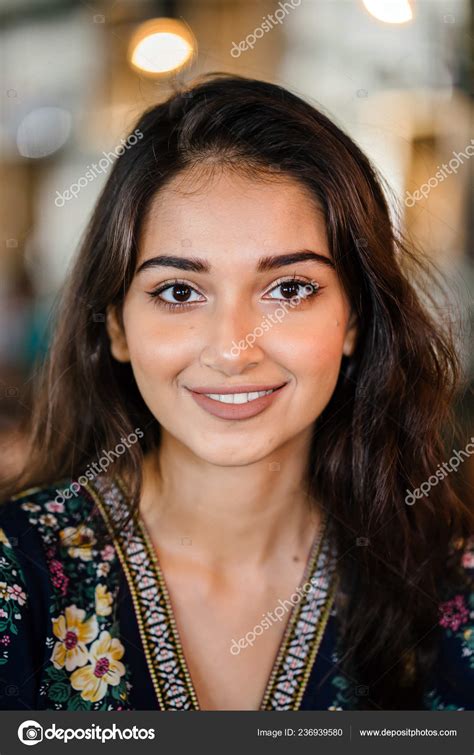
[106, 306, 130, 362]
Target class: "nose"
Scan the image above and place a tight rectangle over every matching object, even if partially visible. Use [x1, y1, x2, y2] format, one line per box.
[199, 298, 265, 374]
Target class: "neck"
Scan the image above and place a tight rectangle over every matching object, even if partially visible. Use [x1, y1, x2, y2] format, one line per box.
[137, 429, 321, 570]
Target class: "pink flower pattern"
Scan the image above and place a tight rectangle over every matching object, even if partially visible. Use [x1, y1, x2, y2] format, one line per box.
[7, 584, 27, 605]
[49, 559, 70, 596]
[439, 594, 469, 632]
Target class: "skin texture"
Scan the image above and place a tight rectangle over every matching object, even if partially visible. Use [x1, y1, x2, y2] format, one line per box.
[106, 167, 357, 710]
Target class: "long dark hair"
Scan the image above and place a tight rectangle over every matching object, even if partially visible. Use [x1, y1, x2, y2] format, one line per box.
[3, 74, 472, 709]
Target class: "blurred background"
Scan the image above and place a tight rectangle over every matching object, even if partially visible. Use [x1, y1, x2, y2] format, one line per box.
[0, 0, 473, 499]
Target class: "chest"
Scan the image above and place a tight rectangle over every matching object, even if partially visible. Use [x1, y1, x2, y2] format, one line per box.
[164, 575, 299, 710]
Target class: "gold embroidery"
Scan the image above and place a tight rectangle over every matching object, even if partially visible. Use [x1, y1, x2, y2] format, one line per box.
[83, 479, 166, 709]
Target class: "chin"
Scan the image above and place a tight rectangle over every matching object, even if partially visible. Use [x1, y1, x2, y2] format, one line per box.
[189, 442, 275, 468]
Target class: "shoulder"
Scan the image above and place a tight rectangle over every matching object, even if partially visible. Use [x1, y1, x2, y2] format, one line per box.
[0, 484, 77, 703]
[424, 537, 474, 710]
[0, 480, 129, 710]
[0, 480, 99, 551]
[0, 479, 109, 616]
[1, 479, 95, 523]
[0, 479, 112, 592]
[0, 479, 98, 616]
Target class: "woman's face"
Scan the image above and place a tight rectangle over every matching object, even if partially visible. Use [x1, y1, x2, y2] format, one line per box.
[107, 167, 356, 466]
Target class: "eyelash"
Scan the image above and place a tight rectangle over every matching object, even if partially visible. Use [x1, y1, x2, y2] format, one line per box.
[146, 275, 323, 312]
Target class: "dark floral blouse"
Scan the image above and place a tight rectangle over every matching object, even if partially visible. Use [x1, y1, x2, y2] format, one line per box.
[0, 475, 472, 711]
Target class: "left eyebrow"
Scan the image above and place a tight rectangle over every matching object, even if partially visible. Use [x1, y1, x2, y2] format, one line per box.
[135, 250, 334, 275]
[256, 250, 334, 272]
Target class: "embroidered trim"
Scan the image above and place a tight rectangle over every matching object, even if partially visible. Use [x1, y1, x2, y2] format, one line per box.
[261, 530, 336, 710]
[86, 475, 335, 711]
[85, 476, 197, 710]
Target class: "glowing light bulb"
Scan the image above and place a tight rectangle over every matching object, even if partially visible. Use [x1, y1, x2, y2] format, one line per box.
[362, 0, 413, 24]
[129, 18, 196, 76]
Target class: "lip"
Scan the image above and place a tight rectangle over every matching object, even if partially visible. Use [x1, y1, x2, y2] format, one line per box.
[186, 382, 288, 420]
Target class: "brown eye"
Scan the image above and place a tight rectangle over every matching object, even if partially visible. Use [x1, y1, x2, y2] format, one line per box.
[167, 283, 192, 302]
[264, 279, 320, 302]
[147, 280, 206, 310]
[280, 281, 301, 299]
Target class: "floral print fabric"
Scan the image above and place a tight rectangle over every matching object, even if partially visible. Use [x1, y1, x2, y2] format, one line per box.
[0, 481, 472, 710]
[0, 485, 131, 710]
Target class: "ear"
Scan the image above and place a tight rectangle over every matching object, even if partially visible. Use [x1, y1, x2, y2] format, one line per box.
[342, 310, 358, 357]
[106, 305, 130, 362]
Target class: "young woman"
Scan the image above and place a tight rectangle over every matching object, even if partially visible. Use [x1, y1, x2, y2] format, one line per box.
[0, 75, 472, 712]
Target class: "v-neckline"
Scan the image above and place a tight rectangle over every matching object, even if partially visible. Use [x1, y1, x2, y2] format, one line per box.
[85, 474, 336, 710]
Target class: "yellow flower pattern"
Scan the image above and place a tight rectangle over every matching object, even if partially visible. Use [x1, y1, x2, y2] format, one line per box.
[70, 631, 126, 702]
[51, 605, 99, 671]
[95, 584, 113, 617]
[59, 526, 96, 561]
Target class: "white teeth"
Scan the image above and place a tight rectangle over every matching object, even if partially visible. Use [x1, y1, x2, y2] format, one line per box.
[233, 393, 248, 404]
[204, 389, 275, 403]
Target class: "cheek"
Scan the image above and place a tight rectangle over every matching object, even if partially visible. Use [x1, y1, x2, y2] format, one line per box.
[122, 312, 194, 424]
[122, 302, 195, 383]
[295, 344, 344, 424]
[289, 326, 345, 381]
[275, 296, 348, 364]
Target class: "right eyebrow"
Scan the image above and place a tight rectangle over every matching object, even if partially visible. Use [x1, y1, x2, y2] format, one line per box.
[136, 255, 210, 274]
[135, 250, 334, 275]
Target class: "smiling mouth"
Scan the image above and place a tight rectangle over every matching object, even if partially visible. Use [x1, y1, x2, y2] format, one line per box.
[186, 383, 287, 404]
[186, 382, 288, 420]
[199, 388, 278, 404]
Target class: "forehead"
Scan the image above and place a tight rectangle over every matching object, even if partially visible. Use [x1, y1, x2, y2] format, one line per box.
[138, 167, 329, 266]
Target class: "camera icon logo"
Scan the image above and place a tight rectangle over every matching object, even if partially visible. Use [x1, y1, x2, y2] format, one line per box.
[18, 720, 44, 745]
